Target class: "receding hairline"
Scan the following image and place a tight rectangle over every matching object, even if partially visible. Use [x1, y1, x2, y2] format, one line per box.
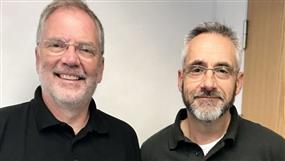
[183, 32, 239, 68]
[181, 22, 241, 71]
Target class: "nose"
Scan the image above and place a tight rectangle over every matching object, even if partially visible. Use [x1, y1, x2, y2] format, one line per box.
[60, 45, 80, 67]
[200, 70, 217, 91]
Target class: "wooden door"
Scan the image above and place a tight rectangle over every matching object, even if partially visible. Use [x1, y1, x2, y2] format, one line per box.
[242, 0, 285, 138]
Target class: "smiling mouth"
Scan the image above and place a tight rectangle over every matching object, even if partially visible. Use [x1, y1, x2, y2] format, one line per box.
[55, 73, 85, 81]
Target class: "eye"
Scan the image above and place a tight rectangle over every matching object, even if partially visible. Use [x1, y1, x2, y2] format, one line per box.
[190, 65, 205, 73]
[78, 44, 96, 56]
[215, 66, 231, 74]
[46, 40, 65, 49]
[51, 41, 62, 48]
[183, 65, 205, 77]
[42, 39, 67, 53]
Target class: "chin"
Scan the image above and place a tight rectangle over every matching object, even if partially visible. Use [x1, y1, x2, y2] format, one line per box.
[189, 102, 225, 121]
[193, 109, 222, 122]
[53, 92, 85, 105]
[48, 86, 89, 106]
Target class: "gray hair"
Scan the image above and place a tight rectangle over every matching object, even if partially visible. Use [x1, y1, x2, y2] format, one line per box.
[182, 22, 241, 70]
[36, 0, 105, 55]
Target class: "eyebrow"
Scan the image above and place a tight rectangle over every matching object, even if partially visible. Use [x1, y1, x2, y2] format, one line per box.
[214, 62, 232, 68]
[44, 37, 96, 45]
[44, 37, 66, 41]
[187, 60, 233, 68]
[189, 60, 206, 66]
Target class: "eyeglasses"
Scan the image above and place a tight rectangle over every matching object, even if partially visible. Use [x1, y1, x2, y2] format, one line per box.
[38, 39, 99, 59]
[183, 65, 236, 80]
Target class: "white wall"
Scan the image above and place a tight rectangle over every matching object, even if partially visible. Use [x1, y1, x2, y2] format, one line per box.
[0, 0, 247, 144]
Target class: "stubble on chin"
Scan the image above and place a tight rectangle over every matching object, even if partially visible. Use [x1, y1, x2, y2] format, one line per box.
[39, 73, 96, 108]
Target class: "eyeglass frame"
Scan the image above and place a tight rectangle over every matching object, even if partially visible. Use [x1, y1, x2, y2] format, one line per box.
[37, 38, 100, 59]
[182, 64, 238, 80]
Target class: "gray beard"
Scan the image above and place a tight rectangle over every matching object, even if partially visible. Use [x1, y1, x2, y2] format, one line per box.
[181, 83, 236, 123]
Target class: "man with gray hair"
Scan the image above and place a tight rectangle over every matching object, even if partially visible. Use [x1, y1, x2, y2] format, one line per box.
[0, 0, 140, 161]
[141, 22, 285, 161]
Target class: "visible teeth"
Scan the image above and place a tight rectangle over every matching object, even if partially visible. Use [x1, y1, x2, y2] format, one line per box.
[60, 74, 80, 80]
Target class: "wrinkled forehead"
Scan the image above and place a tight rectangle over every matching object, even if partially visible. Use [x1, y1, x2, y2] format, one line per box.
[183, 33, 238, 69]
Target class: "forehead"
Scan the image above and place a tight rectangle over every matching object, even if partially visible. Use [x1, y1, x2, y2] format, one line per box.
[184, 33, 237, 67]
[42, 7, 98, 42]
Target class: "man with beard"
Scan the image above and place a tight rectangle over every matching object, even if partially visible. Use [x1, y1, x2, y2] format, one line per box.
[141, 22, 285, 161]
[0, 0, 140, 161]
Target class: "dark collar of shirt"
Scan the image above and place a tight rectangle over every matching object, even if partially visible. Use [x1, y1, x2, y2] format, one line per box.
[32, 86, 108, 136]
[168, 106, 239, 150]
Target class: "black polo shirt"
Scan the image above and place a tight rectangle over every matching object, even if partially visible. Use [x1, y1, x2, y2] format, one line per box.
[141, 107, 285, 161]
[0, 87, 141, 161]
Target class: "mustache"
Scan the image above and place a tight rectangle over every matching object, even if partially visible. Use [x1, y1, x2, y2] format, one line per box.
[193, 90, 224, 100]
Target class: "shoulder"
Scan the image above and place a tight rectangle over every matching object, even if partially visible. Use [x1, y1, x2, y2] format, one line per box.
[0, 102, 31, 118]
[142, 124, 173, 147]
[0, 102, 32, 130]
[96, 109, 138, 137]
[239, 117, 284, 141]
[142, 109, 187, 151]
[141, 124, 174, 159]
[0, 102, 32, 139]
[238, 117, 285, 150]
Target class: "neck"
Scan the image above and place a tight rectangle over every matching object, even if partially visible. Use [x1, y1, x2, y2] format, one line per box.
[42, 92, 91, 135]
[180, 110, 231, 145]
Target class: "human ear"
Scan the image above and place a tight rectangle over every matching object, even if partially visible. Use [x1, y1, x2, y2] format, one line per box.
[235, 72, 244, 95]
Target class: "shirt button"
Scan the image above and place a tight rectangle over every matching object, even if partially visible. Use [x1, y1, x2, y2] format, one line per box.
[74, 159, 78, 161]
[195, 152, 200, 156]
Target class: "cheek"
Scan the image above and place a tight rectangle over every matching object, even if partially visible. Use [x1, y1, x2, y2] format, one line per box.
[218, 81, 236, 99]
[37, 57, 47, 72]
[37, 56, 58, 74]
[83, 61, 103, 78]
[182, 79, 200, 94]
[84, 64, 97, 76]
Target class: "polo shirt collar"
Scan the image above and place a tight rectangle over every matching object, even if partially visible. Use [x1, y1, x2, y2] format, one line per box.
[222, 106, 240, 144]
[32, 86, 59, 131]
[169, 108, 188, 149]
[168, 106, 240, 150]
[32, 86, 108, 134]
[85, 99, 108, 134]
